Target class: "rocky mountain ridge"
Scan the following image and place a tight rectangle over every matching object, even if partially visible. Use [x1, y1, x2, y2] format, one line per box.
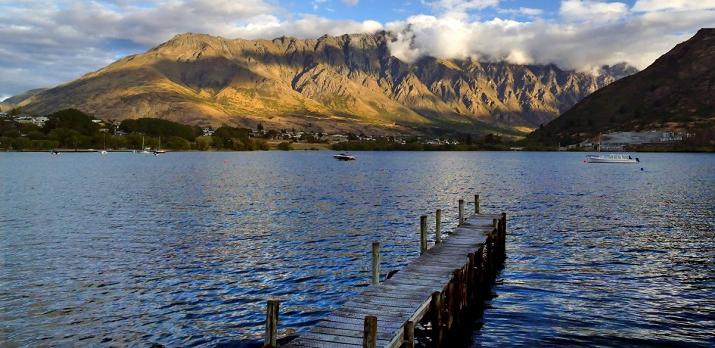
[4, 31, 636, 135]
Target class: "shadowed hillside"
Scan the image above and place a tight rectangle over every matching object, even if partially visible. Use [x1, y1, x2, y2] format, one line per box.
[530, 28, 715, 145]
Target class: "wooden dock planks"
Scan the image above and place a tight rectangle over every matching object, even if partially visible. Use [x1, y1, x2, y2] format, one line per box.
[286, 213, 503, 348]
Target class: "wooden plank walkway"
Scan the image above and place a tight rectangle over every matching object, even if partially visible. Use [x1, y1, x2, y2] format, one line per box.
[286, 212, 504, 348]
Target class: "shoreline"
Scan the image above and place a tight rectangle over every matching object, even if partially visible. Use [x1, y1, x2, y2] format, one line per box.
[3, 148, 714, 154]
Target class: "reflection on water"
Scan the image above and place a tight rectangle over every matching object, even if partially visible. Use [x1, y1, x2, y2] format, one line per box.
[1, 152, 713, 347]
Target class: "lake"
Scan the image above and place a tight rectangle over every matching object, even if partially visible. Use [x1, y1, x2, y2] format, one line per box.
[1, 152, 714, 347]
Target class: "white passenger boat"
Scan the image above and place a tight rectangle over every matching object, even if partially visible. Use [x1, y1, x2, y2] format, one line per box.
[333, 153, 356, 161]
[586, 154, 639, 163]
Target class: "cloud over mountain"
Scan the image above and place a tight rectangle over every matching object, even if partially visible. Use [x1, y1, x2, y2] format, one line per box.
[386, 0, 715, 72]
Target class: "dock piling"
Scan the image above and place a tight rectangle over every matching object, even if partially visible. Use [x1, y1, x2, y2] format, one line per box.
[420, 215, 428, 254]
[435, 209, 442, 243]
[431, 291, 444, 347]
[371, 241, 380, 285]
[264, 300, 279, 348]
[475, 194, 480, 213]
[403, 320, 415, 348]
[363, 315, 377, 348]
[458, 199, 465, 226]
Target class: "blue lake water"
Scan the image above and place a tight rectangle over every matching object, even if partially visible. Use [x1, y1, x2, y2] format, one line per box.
[1, 151, 714, 347]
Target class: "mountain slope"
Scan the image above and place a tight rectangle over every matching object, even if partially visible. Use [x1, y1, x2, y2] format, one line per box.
[530, 29, 715, 144]
[7, 32, 634, 135]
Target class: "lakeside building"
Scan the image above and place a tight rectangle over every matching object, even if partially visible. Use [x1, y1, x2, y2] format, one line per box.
[569, 131, 690, 150]
[202, 128, 215, 136]
[15, 115, 49, 127]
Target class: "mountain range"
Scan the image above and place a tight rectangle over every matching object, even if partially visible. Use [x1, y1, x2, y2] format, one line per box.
[530, 28, 715, 144]
[2, 31, 636, 135]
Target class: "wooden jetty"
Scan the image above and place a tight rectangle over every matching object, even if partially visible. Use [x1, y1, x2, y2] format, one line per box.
[266, 195, 507, 348]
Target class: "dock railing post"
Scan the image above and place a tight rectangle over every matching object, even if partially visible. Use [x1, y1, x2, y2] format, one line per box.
[264, 300, 279, 348]
[435, 209, 442, 243]
[431, 291, 443, 346]
[475, 194, 480, 214]
[420, 215, 428, 254]
[363, 315, 377, 348]
[371, 241, 380, 285]
[458, 199, 465, 226]
[403, 320, 415, 348]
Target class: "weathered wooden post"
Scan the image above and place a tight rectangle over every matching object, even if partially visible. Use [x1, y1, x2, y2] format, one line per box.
[435, 209, 442, 243]
[467, 253, 475, 306]
[371, 241, 380, 285]
[430, 291, 443, 347]
[264, 300, 279, 348]
[420, 215, 428, 254]
[475, 194, 480, 213]
[458, 199, 465, 226]
[363, 315, 377, 348]
[403, 320, 415, 348]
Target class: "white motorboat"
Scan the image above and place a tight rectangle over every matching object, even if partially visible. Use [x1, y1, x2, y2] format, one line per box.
[99, 150, 108, 155]
[586, 154, 639, 163]
[333, 153, 356, 161]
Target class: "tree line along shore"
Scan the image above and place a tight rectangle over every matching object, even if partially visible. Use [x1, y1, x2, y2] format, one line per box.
[0, 108, 518, 152]
[1, 108, 712, 152]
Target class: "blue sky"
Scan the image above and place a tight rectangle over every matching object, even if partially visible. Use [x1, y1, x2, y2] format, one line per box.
[290, 0, 562, 22]
[1, 0, 714, 100]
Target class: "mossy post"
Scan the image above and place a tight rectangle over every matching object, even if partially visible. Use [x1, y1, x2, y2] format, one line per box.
[264, 300, 279, 348]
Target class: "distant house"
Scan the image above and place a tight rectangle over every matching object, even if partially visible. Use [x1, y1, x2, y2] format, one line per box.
[202, 128, 215, 136]
[327, 134, 349, 143]
[15, 115, 49, 127]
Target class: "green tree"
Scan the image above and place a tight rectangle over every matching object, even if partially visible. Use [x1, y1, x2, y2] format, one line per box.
[194, 136, 212, 150]
[165, 136, 190, 150]
[120, 118, 200, 140]
[43, 109, 99, 135]
[277, 141, 292, 150]
[48, 128, 82, 148]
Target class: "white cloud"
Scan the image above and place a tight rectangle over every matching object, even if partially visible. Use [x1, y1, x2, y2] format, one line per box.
[632, 0, 715, 12]
[342, 0, 359, 6]
[560, 0, 629, 22]
[387, 3, 715, 72]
